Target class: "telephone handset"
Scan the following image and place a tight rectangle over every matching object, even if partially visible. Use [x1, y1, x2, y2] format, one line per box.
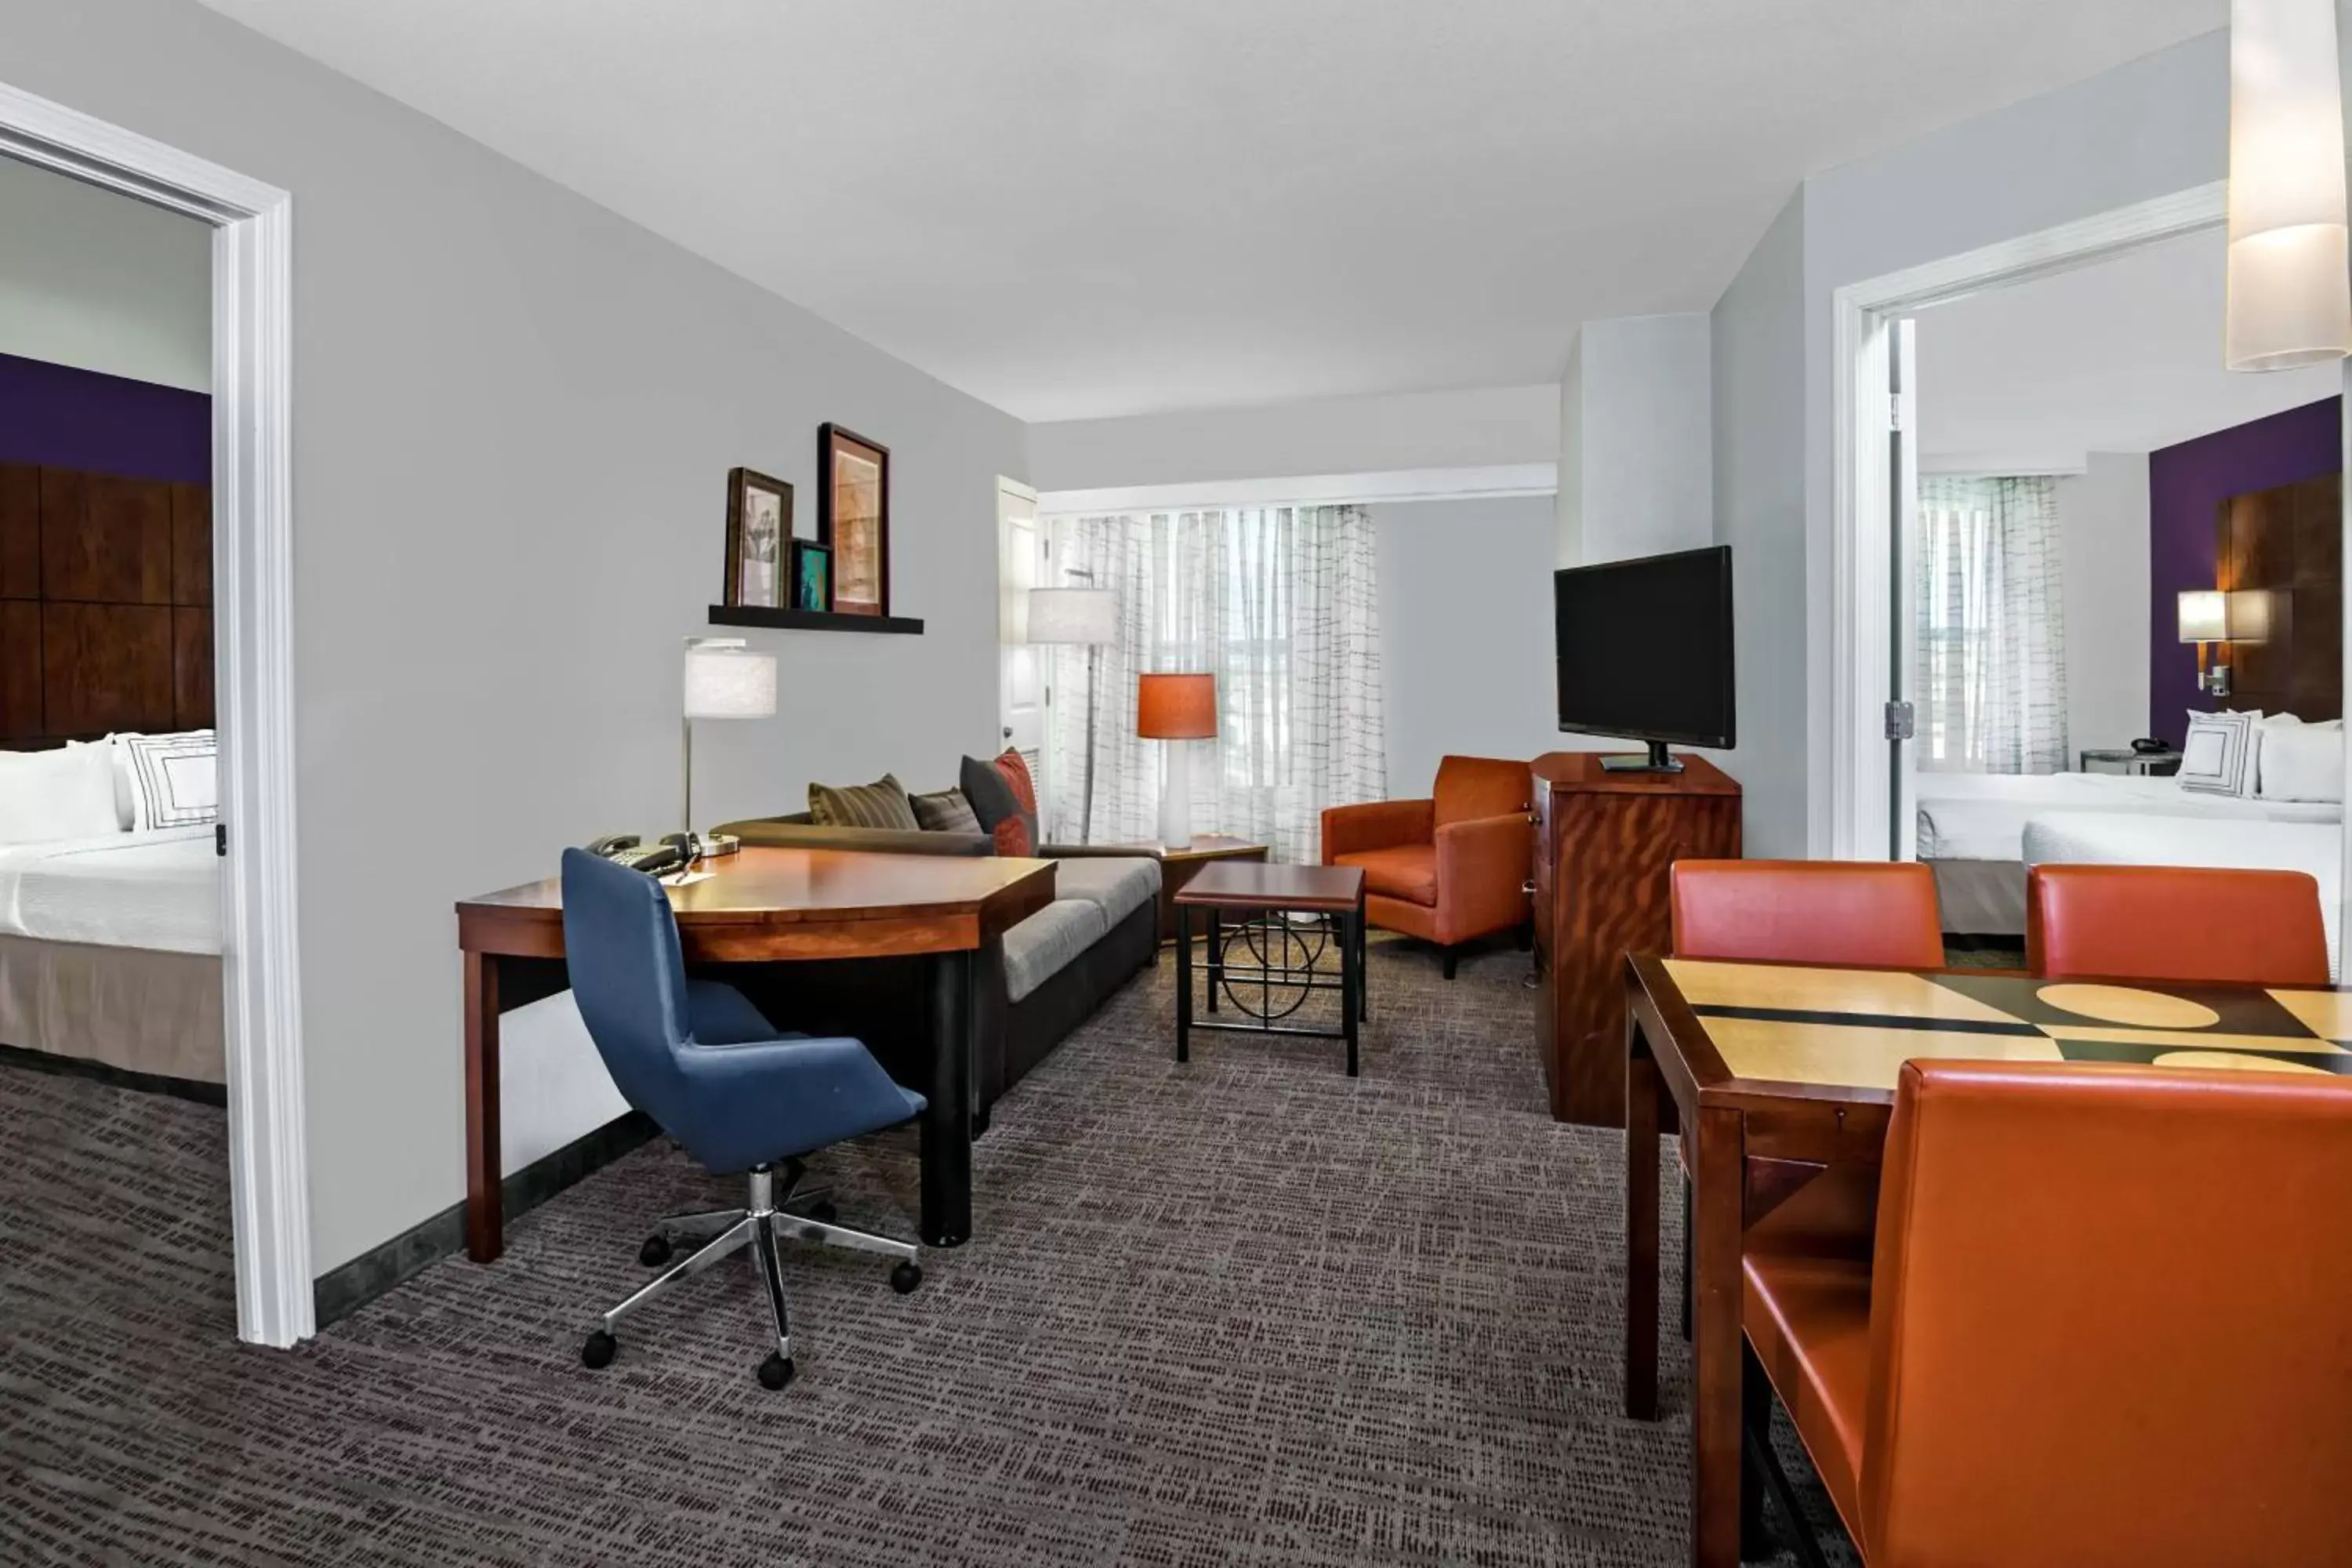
[585, 832, 697, 877]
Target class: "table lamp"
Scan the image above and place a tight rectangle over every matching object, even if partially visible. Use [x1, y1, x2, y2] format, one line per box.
[683, 637, 777, 856]
[1136, 672, 1216, 849]
[1027, 583, 1116, 843]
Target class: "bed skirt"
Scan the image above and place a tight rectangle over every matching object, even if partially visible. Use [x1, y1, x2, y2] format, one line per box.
[1929, 858, 2025, 938]
[0, 934, 223, 1086]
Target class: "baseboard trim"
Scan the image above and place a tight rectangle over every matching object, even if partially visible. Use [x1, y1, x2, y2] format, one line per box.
[312, 1111, 659, 1327]
[0, 1040, 228, 1106]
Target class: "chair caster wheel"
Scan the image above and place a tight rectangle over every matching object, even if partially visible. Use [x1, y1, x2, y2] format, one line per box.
[582, 1330, 616, 1369]
[757, 1352, 796, 1390]
[638, 1234, 672, 1267]
[891, 1261, 923, 1294]
[806, 1200, 838, 1224]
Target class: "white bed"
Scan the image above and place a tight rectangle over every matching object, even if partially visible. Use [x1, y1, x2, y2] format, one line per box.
[2022, 815, 2341, 982]
[1916, 772, 2342, 862]
[0, 826, 221, 953]
[0, 827, 224, 1085]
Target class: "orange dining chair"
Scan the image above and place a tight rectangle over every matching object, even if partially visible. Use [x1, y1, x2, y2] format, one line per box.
[1741, 1058, 2352, 1566]
[1671, 859, 1946, 971]
[2026, 864, 2330, 987]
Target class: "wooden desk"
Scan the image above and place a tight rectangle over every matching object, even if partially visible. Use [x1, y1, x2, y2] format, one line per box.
[1622, 955, 2352, 1568]
[455, 848, 1056, 1262]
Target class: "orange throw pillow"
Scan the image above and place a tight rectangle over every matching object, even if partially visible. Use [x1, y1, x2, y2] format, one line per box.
[995, 748, 1038, 814]
[992, 815, 1033, 858]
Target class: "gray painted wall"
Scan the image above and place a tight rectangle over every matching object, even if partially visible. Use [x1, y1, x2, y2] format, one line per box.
[1, 0, 1029, 1275]
[1370, 495, 1560, 791]
[0, 152, 212, 390]
[1556, 314, 1714, 567]
[1709, 190, 1809, 858]
[2054, 454, 2154, 758]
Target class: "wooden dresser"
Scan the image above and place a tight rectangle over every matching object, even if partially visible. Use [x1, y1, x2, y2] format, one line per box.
[1530, 750, 1740, 1125]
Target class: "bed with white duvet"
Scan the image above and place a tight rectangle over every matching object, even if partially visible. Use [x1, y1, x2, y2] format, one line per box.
[0, 826, 221, 953]
[1916, 772, 2341, 862]
[2021, 814, 2341, 982]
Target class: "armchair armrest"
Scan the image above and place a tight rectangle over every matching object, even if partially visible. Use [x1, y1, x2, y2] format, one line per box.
[1321, 798, 1435, 862]
[1433, 810, 1536, 943]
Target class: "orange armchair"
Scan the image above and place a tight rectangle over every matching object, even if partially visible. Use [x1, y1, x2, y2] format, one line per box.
[1743, 1058, 2352, 1565]
[1322, 755, 1533, 978]
[2027, 864, 2331, 986]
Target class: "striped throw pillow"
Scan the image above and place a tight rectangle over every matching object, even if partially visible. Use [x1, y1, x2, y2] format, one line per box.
[808, 773, 920, 829]
[909, 787, 983, 833]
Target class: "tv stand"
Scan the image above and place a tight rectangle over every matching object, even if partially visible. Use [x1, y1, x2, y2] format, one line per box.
[1600, 741, 1683, 774]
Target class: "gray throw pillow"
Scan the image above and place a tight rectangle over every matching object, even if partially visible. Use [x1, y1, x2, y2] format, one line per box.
[808, 773, 920, 830]
[909, 787, 983, 834]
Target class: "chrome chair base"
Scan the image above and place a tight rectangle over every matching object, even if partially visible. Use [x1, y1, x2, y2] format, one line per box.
[580, 1158, 921, 1388]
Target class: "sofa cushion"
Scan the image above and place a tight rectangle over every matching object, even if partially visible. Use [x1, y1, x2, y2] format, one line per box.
[1334, 844, 1438, 906]
[808, 773, 919, 830]
[1049, 855, 1160, 929]
[1003, 898, 1111, 1004]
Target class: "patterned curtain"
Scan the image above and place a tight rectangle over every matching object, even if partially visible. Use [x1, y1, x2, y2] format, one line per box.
[1041, 504, 1385, 862]
[1915, 476, 2068, 775]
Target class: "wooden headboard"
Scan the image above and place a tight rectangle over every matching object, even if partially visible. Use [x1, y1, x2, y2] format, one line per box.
[0, 461, 213, 749]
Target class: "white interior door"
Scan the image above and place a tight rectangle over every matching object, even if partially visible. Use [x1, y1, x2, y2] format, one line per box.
[996, 478, 1045, 798]
[1889, 317, 1921, 861]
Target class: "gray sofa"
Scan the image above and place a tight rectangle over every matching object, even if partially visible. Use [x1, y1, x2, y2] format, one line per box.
[711, 812, 1161, 1111]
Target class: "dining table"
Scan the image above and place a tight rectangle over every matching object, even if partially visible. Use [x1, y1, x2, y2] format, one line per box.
[1620, 952, 2352, 1568]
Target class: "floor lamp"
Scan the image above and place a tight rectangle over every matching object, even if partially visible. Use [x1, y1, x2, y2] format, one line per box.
[1137, 672, 1217, 850]
[1026, 583, 1116, 843]
[682, 637, 778, 856]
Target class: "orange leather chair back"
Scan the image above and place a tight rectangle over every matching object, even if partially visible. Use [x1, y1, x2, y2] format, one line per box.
[1671, 859, 1944, 971]
[1860, 1060, 2352, 1566]
[1432, 755, 1531, 827]
[2027, 864, 2330, 987]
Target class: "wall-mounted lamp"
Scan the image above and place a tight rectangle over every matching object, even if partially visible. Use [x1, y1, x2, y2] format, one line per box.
[2225, 0, 2352, 371]
[2177, 589, 2276, 698]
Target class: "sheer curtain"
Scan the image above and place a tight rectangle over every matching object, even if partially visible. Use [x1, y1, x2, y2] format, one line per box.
[1042, 504, 1385, 862]
[1914, 475, 2068, 774]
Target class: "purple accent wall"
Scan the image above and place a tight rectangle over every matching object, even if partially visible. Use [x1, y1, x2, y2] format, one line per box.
[2147, 396, 2340, 746]
[0, 350, 209, 485]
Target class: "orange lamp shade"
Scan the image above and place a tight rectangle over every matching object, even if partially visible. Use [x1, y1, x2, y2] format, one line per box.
[1136, 673, 1217, 739]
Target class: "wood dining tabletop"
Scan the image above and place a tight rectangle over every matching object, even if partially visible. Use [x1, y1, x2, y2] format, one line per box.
[455, 847, 1058, 1262]
[1621, 953, 2352, 1568]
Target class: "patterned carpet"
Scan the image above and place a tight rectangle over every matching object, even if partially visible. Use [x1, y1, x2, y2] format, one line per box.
[0, 936, 1853, 1566]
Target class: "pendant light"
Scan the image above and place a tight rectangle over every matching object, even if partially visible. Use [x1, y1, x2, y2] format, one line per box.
[2226, 0, 2352, 371]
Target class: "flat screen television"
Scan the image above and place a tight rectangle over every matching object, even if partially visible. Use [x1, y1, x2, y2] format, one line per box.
[1554, 545, 1735, 772]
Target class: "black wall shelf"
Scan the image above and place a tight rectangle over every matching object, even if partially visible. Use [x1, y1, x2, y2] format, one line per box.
[707, 604, 924, 635]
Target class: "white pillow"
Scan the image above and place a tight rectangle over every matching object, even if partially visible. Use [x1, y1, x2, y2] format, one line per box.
[122, 730, 219, 830]
[2259, 722, 2345, 802]
[0, 742, 124, 844]
[2180, 709, 2260, 797]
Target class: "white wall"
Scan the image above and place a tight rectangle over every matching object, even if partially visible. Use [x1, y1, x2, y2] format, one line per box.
[0, 151, 211, 389]
[1710, 191, 1810, 857]
[1370, 495, 1561, 790]
[2054, 453, 2153, 758]
[1556, 314, 1715, 566]
[0, 0, 1030, 1276]
[1027, 383, 1559, 494]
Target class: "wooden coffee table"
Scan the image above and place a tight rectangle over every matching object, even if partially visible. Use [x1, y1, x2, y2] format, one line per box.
[1174, 861, 1367, 1075]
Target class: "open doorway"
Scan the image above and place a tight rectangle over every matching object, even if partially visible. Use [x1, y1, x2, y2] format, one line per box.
[1834, 183, 2352, 971]
[0, 81, 304, 1346]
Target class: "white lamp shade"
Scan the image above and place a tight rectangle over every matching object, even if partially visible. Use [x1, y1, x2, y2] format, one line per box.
[683, 644, 778, 719]
[1026, 586, 1116, 645]
[2178, 590, 2230, 642]
[2226, 0, 2352, 371]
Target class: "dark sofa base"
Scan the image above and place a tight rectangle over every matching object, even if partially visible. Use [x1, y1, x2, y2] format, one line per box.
[983, 899, 1157, 1105]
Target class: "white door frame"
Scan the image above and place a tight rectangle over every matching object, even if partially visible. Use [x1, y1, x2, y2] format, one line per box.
[1824, 182, 2229, 862]
[0, 83, 309, 1346]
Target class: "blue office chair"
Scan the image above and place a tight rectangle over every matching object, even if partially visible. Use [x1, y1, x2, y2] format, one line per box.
[560, 848, 927, 1389]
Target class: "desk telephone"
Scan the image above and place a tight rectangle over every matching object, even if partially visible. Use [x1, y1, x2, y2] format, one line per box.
[585, 832, 698, 877]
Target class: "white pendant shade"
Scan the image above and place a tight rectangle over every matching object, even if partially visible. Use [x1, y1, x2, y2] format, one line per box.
[2226, 0, 2352, 372]
[683, 640, 778, 718]
[1026, 586, 1116, 645]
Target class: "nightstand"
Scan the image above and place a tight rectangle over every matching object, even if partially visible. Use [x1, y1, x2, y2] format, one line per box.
[2079, 747, 2181, 777]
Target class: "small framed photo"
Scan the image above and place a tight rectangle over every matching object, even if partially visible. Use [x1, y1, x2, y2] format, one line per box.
[724, 467, 793, 608]
[791, 539, 833, 612]
[818, 423, 890, 616]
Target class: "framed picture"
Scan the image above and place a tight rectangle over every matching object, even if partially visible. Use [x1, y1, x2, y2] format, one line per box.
[724, 467, 793, 608]
[818, 423, 890, 616]
[790, 539, 832, 612]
